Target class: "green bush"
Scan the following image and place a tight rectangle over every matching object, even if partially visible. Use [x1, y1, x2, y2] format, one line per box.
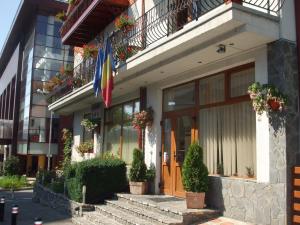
[4, 156, 21, 176]
[36, 170, 56, 186]
[182, 144, 209, 193]
[51, 178, 65, 194]
[129, 149, 147, 182]
[146, 163, 156, 182]
[65, 158, 127, 203]
[0, 176, 28, 190]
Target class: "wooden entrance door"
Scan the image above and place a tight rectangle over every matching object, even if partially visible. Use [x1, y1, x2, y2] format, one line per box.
[161, 114, 196, 197]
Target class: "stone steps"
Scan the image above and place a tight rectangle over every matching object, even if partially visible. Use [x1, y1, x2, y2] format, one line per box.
[72, 214, 122, 225]
[105, 199, 182, 225]
[116, 194, 220, 225]
[95, 203, 167, 225]
[72, 194, 220, 225]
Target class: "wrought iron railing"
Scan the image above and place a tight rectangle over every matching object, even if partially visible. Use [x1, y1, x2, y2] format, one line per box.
[53, 0, 284, 104]
[110, 0, 284, 63]
[60, 0, 95, 38]
[48, 58, 96, 104]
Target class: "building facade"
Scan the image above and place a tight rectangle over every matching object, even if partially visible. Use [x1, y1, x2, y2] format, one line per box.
[48, 0, 299, 224]
[0, 0, 73, 174]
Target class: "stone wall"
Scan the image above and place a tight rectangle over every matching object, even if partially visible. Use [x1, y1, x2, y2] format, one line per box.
[206, 176, 285, 225]
[33, 183, 81, 216]
[206, 39, 299, 225]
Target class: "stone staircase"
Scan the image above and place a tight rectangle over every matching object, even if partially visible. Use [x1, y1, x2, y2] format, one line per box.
[72, 193, 220, 225]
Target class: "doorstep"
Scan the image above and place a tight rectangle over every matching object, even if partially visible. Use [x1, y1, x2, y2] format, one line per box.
[116, 193, 220, 224]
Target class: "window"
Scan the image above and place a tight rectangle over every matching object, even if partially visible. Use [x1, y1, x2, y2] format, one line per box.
[104, 100, 140, 164]
[198, 66, 256, 177]
[199, 73, 224, 105]
[163, 82, 195, 112]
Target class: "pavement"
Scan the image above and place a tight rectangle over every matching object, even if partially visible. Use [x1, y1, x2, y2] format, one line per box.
[0, 190, 73, 225]
[196, 217, 254, 225]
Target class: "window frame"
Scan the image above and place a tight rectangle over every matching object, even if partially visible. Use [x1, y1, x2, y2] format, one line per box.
[103, 99, 140, 162]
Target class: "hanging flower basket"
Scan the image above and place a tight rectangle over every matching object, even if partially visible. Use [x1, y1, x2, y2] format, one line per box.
[55, 11, 67, 22]
[132, 107, 154, 130]
[116, 45, 140, 62]
[76, 141, 94, 157]
[82, 44, 98, 59]
[81, 119, 98, 131]
[115, 14, 135, 33]
[248, 82, 287, 115]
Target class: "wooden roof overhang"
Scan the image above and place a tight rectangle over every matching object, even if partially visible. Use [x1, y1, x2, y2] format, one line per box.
[61, 0, 129, 46]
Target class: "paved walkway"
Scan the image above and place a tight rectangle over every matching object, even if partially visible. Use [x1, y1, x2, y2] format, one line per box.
[0, 190, 73, 225]
[197, 217, 254, 225]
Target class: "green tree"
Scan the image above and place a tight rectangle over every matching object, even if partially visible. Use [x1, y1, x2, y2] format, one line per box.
[129, 149, 147, 182]
[182, 144, 209, 193]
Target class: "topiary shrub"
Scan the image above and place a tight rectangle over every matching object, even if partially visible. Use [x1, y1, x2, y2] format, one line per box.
[4, 156, 21, 176]
[182, 143, 209, 193]
[129, 149, 147, 182]
[65, 158, 127, 203]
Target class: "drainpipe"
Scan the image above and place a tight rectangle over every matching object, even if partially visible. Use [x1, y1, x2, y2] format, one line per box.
[47, 111, 53, 171]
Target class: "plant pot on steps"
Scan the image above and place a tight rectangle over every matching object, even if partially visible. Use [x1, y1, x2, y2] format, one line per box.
[186, 192, 206, 209]
[129, 181, 148, 195]
[224, 0, 242, 4]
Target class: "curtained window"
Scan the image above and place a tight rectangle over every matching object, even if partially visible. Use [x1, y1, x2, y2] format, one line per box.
[199, 67, 256, 177]
[104, 100, 140, 164]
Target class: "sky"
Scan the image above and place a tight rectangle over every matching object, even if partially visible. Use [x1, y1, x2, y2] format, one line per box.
[0, 0, 21, 53]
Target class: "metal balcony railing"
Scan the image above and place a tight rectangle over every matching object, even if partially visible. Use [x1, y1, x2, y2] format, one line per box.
[48, 58, 96, 104]
[60, 0, 94, 39]
[52, 0, 284, 104]
[110, 0, 284, 63]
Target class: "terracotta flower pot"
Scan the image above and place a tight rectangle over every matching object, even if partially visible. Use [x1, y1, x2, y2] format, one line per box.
[224, 0, 242, 4]
[268, 99, 280, 111]
[186, 192, 205, 209]
[129, 181, 147, 195]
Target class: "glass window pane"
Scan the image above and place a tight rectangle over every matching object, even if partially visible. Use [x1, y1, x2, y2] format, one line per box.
[230, 68, 255, 97]
[123, 103, 133, 121]
[134, 101, 140, 113]
[104, 124, 121, 157]
[112, 106, 123, 124]
[122, 121, 139, 164]
[163, 82, 195, 112]
[199, 73, 225, 106]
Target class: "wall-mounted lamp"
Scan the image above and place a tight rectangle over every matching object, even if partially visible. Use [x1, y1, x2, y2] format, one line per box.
[217, 44, 226, 54]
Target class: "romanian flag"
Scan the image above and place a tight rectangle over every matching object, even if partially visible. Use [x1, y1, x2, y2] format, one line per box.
[100, 38, 115, 108]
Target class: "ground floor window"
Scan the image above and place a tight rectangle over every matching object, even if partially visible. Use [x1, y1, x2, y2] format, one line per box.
[104, 99, 140, 164]
[162, 63, 256, 178]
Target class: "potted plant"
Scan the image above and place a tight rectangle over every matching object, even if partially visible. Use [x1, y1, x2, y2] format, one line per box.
[81, 119, 98, 131]
[115, 14, 135, 33]
[146, 163, 156, 194]
[76, 141, 94, 157]
[224, 0, 242, 4]
[248, 82, 287, 115]
[129, 149, 147, 195]
[55, 11, 67, 22]
[116, 45, 140, 62]
[72, 76, 84, 89]
[82, 44, 98, 59]
[182, 143, 209, 209]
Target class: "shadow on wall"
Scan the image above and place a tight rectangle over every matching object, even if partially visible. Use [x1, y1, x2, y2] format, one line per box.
[205, 176, 225, 212]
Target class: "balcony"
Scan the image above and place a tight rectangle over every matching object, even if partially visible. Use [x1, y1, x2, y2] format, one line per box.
[49, 0, 284, 113]
[61, 0, 129, 46]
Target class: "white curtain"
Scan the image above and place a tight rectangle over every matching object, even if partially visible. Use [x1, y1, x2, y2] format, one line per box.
[199, 101, 256, 177]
